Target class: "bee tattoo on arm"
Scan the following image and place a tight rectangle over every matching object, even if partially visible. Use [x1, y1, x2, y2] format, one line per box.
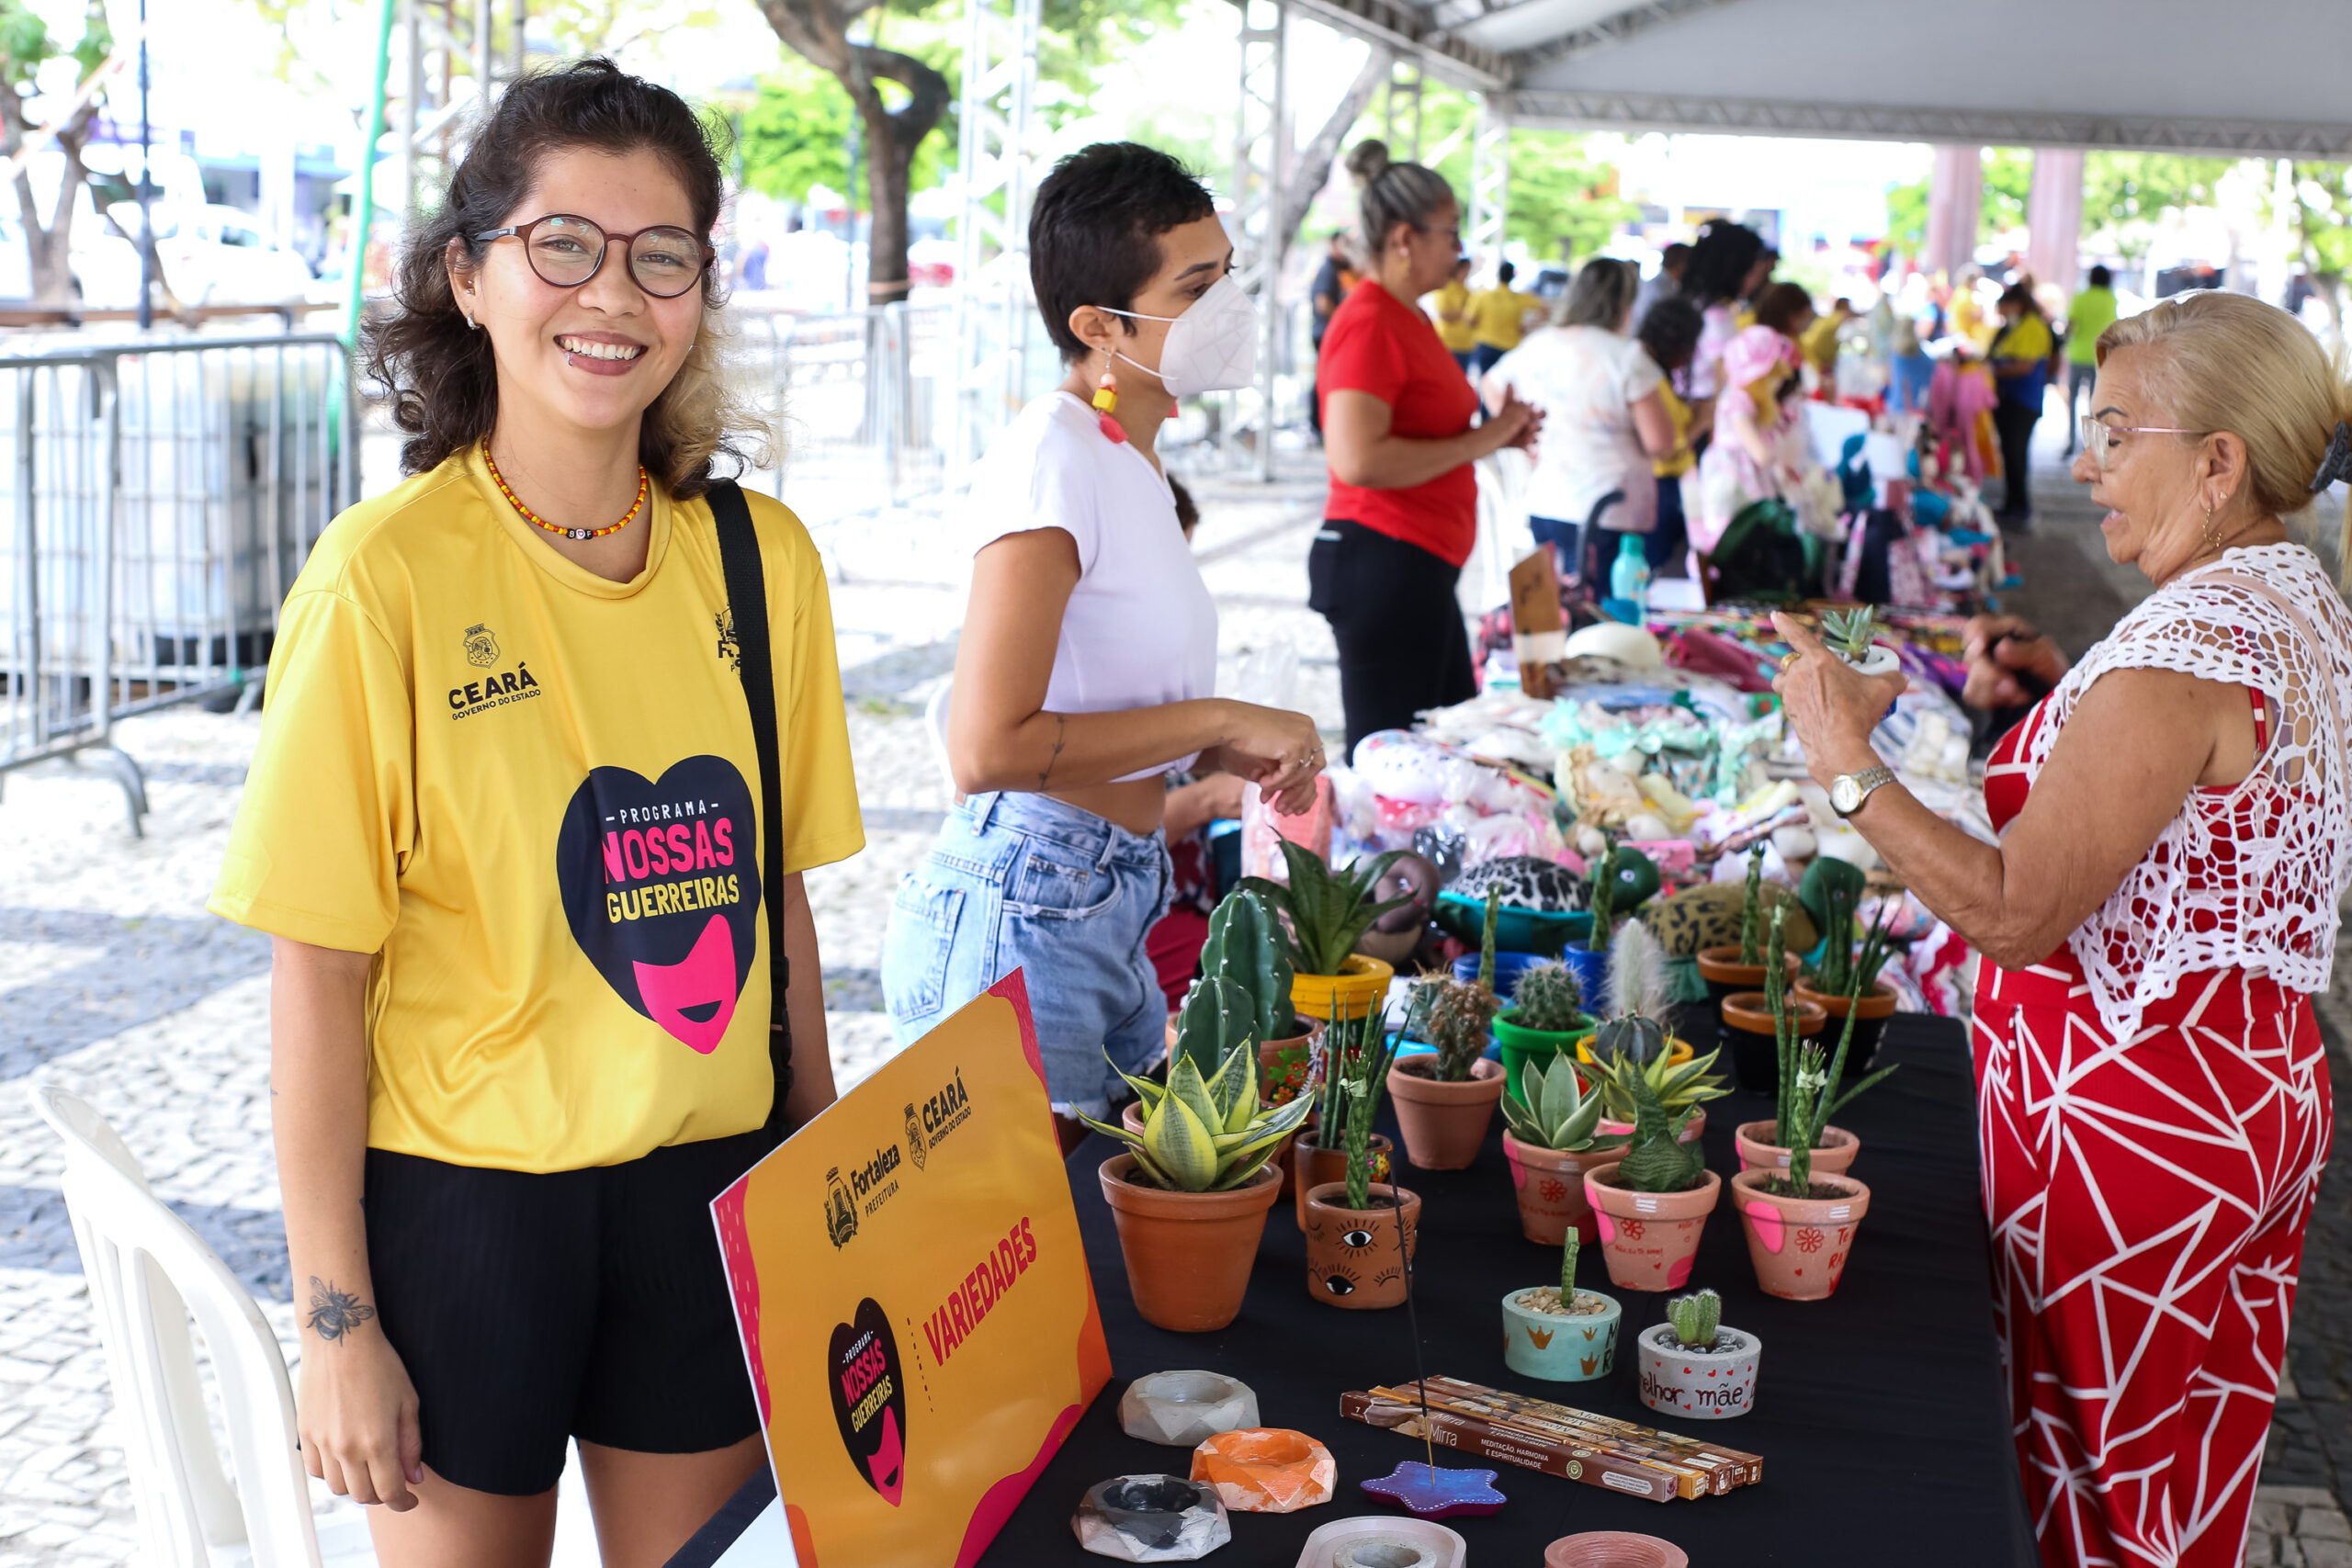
[306, 1277, 377, 1343]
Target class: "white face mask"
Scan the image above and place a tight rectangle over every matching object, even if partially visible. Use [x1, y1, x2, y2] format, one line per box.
[1095, 275, 1260, 396]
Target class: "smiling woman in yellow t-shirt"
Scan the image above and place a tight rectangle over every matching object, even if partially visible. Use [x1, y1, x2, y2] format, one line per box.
[207, 62, 861, 1566]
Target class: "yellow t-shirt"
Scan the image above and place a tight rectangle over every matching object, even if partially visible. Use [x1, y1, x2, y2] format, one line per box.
[1432, 280, 1477, 353]
[1469, 287, 1540, 351]
[208, 447, 865, 1172]
[1799, 313, 1845, 378]
[1653, 381, 1696, 479]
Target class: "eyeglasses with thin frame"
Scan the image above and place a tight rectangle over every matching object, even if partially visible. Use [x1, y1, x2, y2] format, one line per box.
[2078, 414, 2203, 473]
[472, 213, 713, 299]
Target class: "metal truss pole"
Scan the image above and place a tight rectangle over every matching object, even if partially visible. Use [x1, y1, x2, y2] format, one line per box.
[949, 0, 1042, 479]
[1384, 58, 1422, 163]
[1231, 0, 1284, 479]
[1466, 92, 1510, 276]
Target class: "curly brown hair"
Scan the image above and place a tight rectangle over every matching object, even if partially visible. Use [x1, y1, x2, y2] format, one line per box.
[362, 57, 768, 499]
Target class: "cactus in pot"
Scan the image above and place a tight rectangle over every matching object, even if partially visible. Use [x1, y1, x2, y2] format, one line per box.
[1666, 1288, 1722, 1350]
[1200, 886, 1297, 1043]
[1510, 963, 1586, 1032]
[1737, 844, 1767, 966]
[1385, 891, 1508, 1170]
[1498, 1050, 1624, 1247]
[1583, 1056, 1722, 1292]
[1637, 1285, 1760, 1418]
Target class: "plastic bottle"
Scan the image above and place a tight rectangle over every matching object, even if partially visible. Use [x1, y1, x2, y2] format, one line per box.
[1608, 532, 1650, 624]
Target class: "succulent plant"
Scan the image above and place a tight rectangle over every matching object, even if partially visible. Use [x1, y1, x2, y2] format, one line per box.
[1737, 843, 1767, 966]
[1561, 1225, 1580, 1305]
[1199, 887, 1295, 1045]
[1586, 840, 1620, 954]
[1500, 1052, 1620, 1152]
[1317, 1002, 1405, 1211]
[1605, 1053, 1708, 1194]
[1239, 840, 1411, 977]
[1587, 1013, 1667, 1070]
[1666, 1288, 1723, 1349]
[1588, 1037, 1730, 1125]
[1417, 973, 1503, 1084]
[1819, 604, 1881, 663]
[1767, 906, 1899, 1189]
[1815, 904, 1896, 1000]
[1079, 1007, 1310, 1192]
[1170, 974, 1255, 1082]
[1508, 961, 1586, 1034]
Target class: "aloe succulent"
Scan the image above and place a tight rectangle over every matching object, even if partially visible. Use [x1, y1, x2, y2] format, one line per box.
[1199, 887, 1296, 1044]
[1606, 1054, 1707, 1194]
[1666, 1288, 1723, 1349]
[1499, 1052, 1620, 1152]
[1508, 962, 1586, 1033]
[1586, 1029, 1730, 1126]
[1081, 987, 1310, 1191]
[1239, 840, 1411, 977]
[1819, 604, 1881, 663]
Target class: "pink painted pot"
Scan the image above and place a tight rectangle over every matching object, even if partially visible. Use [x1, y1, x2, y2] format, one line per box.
[1581, 1163, 1721, 1293]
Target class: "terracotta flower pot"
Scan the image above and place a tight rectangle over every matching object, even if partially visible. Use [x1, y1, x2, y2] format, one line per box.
[1159, 1017, 1327, 1107]
[1291, 1130, 1394, 1230]
[1634, 1319, 1759, 1420]
[1501, 1286, 1623, 1382]
[1301, 1181, 1421, 1309]
[1717, 991, 1827, 1095]
[1733, 1120, 1859, 1178]
[1582, 1163, 1721, 1293]
[1792, 976, 1899, 1077]
[1545, 1533, 1690, 1568]
[1500, 1131, 1612, 1245]
[1290, 954, 1395, 1022]
[1595, 1106, 1706, 1147]
[1729, 1167, 1872, 1301]
[1493, 1010, 1596, 1104]
[1098, 1154, 1281, 1333]
[1386, 1056, 1506, 1170]
[1694, 945, 1801, 1011]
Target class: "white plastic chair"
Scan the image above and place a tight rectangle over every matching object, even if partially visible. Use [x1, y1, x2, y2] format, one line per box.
[34, 1084, 325, 1568]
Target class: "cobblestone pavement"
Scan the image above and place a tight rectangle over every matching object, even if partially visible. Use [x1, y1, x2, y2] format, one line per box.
[5, 439, 2348, 1563]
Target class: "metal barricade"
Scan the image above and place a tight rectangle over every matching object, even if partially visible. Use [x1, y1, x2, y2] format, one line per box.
[0, 333, 356, 832]
[730, 301, 953, 536]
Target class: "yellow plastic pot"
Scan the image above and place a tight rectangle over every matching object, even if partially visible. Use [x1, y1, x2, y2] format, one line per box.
[1576, 1037, 1695, 1068]
[1290, 954, 1395, 1022]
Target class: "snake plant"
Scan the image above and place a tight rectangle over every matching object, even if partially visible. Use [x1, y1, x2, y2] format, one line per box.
[1239, 840, 1410, 977]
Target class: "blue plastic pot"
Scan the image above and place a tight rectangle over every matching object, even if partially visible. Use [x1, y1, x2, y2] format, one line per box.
[1451, 950, 1546, 1000]
[1557, 945, 1610, 1018]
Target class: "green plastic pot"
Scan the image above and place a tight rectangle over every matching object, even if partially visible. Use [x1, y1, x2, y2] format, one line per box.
[1493, 1010, 1597, 1104]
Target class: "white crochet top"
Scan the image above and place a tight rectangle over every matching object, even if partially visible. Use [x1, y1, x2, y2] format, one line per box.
[2018, 542, 2352, 1040]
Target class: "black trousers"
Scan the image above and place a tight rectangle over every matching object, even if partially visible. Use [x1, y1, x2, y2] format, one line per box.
[1308, 520, 1478, 757]
[1994, 400, 2039, 521]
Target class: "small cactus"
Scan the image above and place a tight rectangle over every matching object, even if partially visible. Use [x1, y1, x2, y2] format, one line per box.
[1561, 1227, 1579, 1305]
[1510, 962, 1586, 1033]
[1588, 1012, 1666, 1069]
[1666, 1288, 1723, 1348]
[1819, 604, 1881, 663]
[1419, 975, 1502, 1084]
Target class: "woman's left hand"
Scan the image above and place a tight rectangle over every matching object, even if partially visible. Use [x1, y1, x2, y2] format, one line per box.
[1769, 611, 1909, 790]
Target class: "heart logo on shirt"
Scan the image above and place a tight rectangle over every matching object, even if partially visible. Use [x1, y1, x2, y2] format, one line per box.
[555, 756, 759, 1053]
[828, 1298, 908, 1507]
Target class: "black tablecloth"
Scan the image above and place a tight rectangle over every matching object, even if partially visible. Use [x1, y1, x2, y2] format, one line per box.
[672, 1014, 2037, 1567]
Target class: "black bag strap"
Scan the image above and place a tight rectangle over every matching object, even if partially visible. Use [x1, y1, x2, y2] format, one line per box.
[707, 479, 793, 1130]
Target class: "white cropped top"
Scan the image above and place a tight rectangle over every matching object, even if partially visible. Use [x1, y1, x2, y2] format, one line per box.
[967, 391, 1220, 781]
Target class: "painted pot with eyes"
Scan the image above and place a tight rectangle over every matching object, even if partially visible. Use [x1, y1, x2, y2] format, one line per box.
[1301, 1181, 1422, 1311]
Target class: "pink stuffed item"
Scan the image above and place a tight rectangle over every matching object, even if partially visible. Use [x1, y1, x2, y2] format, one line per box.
[1240, 775, 1333, 881]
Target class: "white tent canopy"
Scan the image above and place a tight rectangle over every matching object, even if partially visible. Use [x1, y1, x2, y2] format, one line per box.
[1287, 0, 2352, 156]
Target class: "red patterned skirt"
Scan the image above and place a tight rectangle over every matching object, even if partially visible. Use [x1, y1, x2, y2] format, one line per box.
[1973, 957, 2332, 1566]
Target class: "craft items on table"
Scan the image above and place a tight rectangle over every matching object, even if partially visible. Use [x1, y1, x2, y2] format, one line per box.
[1190, 1428, 1338, 1514]
[1119, 1371, 1261, 1449]
[1358, 1461, 1507, 1519]
[1340, 1376, 1763, 1501]
[1293, 1516, 1468, 1568]
[1072, 1474, 1232, 1562]
[1501, 1226, 1622, 1383]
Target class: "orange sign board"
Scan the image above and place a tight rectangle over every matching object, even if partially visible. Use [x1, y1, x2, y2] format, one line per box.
[712, 972, 1113, 1567]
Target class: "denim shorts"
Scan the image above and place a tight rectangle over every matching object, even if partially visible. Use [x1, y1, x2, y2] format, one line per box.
[881, 791, 1173, 1116]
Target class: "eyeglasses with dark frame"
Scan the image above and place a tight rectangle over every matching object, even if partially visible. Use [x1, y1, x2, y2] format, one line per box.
[472, 213, 713, 299]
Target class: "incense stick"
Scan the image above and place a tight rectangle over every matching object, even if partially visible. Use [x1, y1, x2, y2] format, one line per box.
[1388, 1096, 1435, 1476]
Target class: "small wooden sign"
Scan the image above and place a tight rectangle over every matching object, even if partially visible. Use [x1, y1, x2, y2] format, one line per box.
[1509, 548, 1566, 698]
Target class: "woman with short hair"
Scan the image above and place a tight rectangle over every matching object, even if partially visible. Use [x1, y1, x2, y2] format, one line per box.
[1482, 256, 1679, 586]
[881, 141, 1324, 1121]
[1774, 288, 2352, 1568]
[1314, 138, 1540, 752]
[210, 59, 862, 1564]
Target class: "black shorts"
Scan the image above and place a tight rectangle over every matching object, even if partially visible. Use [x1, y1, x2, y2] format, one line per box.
[363, 1124, 783, 1496]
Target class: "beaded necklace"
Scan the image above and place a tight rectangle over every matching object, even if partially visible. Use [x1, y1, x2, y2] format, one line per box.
[483, 442, 648, 541]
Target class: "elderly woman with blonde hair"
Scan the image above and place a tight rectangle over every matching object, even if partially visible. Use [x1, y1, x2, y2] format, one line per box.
[1774, 289, 2352, 1567]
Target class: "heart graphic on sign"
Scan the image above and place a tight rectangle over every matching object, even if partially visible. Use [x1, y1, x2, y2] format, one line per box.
[828, 1297, 909, 1507]
[555, 756, 759, 1052]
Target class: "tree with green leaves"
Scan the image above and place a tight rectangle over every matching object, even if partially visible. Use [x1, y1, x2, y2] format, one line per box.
[2083, 152, 2235, 266]
[0, 0, 111, 304]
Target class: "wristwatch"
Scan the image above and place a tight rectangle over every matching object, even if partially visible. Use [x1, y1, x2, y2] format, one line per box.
[1829, 766, 1896, 818]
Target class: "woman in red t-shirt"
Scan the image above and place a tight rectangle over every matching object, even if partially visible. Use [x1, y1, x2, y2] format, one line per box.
[1313, 139, 1540, 753]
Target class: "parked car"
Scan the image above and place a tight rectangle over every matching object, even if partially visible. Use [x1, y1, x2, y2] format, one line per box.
[106, 202, 314, 305]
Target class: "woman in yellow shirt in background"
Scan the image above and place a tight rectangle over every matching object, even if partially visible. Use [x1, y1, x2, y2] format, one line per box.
[208, 61, 862, 1567]
[1469, 259, 1543, 375]
[1432, 254, 1477, 373]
